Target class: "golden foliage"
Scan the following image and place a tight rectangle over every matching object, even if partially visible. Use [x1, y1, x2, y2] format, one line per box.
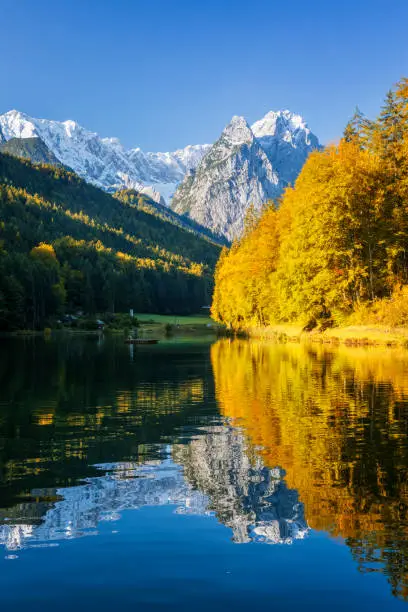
[211, 339, 408, 598]
[212, 78, 408, 330]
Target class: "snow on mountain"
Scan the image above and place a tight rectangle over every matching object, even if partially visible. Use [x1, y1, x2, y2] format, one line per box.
[251, 109, 321, 186]
[171, 116, 281, 240]
[0, 110, 210, 201]
[172, 110, 320, 239]
[0, 108, 320, 237]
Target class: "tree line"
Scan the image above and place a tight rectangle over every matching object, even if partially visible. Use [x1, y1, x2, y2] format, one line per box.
[0, 153, 220, 330]
[212, 78, 408, 330]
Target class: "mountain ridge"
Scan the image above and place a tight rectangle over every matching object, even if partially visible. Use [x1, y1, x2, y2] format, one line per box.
[171, 115, 281, 240]
[0, 110, 211, 201]
[171, 110, 320, 239]
[0, 108, 320, 239]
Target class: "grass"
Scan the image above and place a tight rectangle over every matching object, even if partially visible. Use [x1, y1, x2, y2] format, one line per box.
[321, 325, 408, 346]
[133, 312, 221, 338]
[135, 313, 215, 326]
[247, 323, 408, 347]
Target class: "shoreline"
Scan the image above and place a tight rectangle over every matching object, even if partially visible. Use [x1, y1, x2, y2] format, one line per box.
[244, 324, 408, 348]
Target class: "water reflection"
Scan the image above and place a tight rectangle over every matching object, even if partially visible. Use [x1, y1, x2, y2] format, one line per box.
[175, 426, 307, 544]
[211, 339, 408, 600]
[1, 336, 408, 603]
[0, 427, 308, 551]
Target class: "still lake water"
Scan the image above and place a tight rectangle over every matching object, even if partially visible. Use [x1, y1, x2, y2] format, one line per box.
[1, 335, 408, 610]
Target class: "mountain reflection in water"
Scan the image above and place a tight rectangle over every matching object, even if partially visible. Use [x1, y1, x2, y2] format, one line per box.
[0, 427, 308, 551]
[1, 336, 408, 607]
[212, 339, 408, 601]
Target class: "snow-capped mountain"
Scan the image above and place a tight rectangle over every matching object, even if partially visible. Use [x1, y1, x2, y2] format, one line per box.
[0, 110, 210, 204]
[171, 116, 281, 240]
[172, 110, 321, 240]
[251, 109, 321, 186]
[0, 108, 320, 237]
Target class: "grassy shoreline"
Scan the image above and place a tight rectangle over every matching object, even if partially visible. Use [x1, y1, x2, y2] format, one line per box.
[247, 324, 408, 347]
[1, 313, 221, 338]
[5, 314, 408, 348]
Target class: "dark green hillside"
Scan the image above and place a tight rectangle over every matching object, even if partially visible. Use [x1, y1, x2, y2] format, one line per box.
[114, 189, 228, 246]
[0, 153, 220, 330]
[0, 136, 63, 167]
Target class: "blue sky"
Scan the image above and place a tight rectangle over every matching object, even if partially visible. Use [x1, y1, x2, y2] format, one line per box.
[1, 0, 408, 151]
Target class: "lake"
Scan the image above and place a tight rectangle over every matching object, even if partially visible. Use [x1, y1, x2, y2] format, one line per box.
[1, 335, 408, 610]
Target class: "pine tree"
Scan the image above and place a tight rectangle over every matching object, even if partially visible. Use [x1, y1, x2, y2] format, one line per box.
[343, 106, 373, 147]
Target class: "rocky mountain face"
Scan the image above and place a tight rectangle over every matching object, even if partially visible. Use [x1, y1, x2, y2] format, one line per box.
[0, 136, 64, 167]
[171, 116, 282, 240]
[0, 110, 210, 204]
[172, 110, 321, 240]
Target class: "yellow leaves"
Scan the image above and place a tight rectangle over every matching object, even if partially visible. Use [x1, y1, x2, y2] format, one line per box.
[211, 339, 408, 595]
[30, 242, 58, 262]
[213, 129, 406, 327]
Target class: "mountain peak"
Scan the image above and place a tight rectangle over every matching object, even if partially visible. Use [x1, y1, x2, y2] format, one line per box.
[222, 115, 254, 145]
[251, 109, 309, 139]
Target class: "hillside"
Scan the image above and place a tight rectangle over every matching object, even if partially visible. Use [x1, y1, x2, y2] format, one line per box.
[0, 136, 64, 166]
[113, 189, 227, 245]
[0, 153, 221, 330]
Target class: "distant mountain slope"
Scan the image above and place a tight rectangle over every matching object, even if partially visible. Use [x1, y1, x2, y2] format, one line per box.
[171, 116, 281, 240]
[0, 108, 320, 240]
[171, 111, 321, 240]
[0, 153, 221, 328]
[0, 136, 64, 166]
[113, 189, 227, 246]
[0, 110, 210, 201]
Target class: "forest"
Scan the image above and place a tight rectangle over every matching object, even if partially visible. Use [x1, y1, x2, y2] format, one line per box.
[0, 153, 221, 330]
[212, 78, 408, 331]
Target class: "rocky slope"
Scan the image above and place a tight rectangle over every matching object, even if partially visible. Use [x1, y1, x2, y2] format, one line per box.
[172, 110, 321, 240]
[171, 116, 282, 240]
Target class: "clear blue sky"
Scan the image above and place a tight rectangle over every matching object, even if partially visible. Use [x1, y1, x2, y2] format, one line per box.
[1, 0, 408, 151]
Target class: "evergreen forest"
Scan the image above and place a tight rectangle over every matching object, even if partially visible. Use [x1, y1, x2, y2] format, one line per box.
[0, 153, 221, 330]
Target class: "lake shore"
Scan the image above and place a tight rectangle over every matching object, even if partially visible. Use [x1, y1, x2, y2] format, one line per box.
[246, 324, 408, 347]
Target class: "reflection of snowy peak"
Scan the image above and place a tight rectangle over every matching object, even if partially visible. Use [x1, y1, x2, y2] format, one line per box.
[175, 426, 309, 544]
[0, 427, 309, 552]
[0, 460, 208, 551]
[0, 110, 210, 202]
